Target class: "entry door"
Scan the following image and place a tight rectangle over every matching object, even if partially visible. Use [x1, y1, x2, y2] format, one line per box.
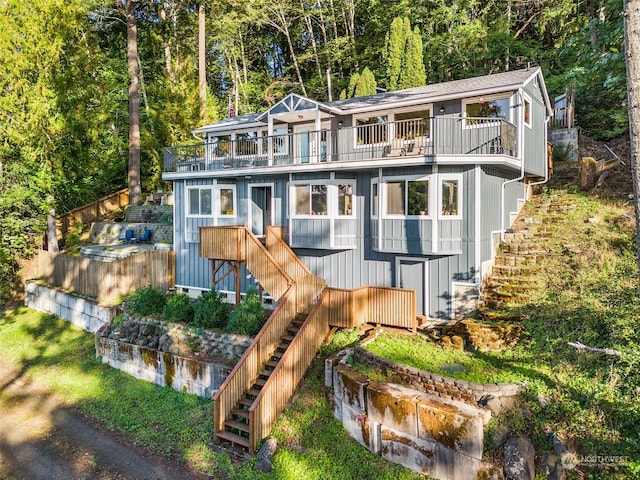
[250, 186, 273, 237]
[398, 258, 426, 316]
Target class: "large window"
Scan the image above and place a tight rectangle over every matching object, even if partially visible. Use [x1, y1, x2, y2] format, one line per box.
[189, 188, 212, 216]
[187, 186, 236, 217]
[385, 180, 429, 216]
[464, 95, 511, 126]
[294, 184, 327, 215]
[394, 109, 430, 141]
[291, 182, 355, 217]
[235, 131, 259, 156]
[210, 135, 231, 157]
[355, 115, 388, 145]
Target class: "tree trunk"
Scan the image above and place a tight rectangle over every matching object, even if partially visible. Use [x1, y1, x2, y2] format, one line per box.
[198, 1, 207, 120]
[46, 196, 59, 253]
[127, 0, 142, 206]
[159, 6, 174, 81]
[624, 0, 640, 285]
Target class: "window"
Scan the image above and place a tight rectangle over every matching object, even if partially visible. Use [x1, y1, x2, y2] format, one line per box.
[355, 115, 388, 145]
[523, 96, 532, 128]
[441, 178, 460, 217]
[371, 182, 379, 218]
[385, 179, 429, 216]
[294, 184, 327, 215]
[292, 182, 355, 217]
[386, 181, 405, 215]
[211, 135, 231, 157]
[464, 95, 510, 126]
[338, 184, 353, 216]
[219, 187, 235, 216]
[188, 188, 212, 216]
[235, 131, 259, 156]
[407, 180, 429, 216]
[271, 127, 288, 155]
[394, 109, 430, 140]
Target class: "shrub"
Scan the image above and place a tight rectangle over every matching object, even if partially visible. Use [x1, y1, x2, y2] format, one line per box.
[162, 292, 194, 324]
[225, 290, 266, 336]
[127, 285, 166, 317]
[193, 289, 230, 329]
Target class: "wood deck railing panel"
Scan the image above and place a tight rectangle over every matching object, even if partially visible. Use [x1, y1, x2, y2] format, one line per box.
[213, 286, 296, 434]
[249, 289, 328, 452]
[37, 250, 175, 303]
[199, 226, 246, 261]
[265, 226, 313, 281]
[367, 286, 417, 331]
[245, 230, 292, 301]
[56, 188, 129, 240]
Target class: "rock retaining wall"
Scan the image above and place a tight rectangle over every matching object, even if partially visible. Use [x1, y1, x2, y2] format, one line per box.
[352, 346, 521, 415]
[25, 281, 116, 333]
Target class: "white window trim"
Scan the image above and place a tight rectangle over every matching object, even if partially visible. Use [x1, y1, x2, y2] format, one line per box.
[371, 179, 379, 219]
[352, 112, 390, 149]
[462, 93, 512, 129]
[381, 175, 435, 219]
[216, 184, 237, 218]
[186, 186, 214, 218]
[523, 93, 532, 129]
[438, 173, 463, 220]
[389, 105, 434, 143]
[289, 180, 357, 219]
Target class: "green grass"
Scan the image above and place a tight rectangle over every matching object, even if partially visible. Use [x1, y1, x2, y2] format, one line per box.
[0, 306, 424, 479]
[363, 190, 640, 479]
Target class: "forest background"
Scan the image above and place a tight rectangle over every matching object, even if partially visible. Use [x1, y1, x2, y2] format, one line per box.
[0, 0, 628, 300]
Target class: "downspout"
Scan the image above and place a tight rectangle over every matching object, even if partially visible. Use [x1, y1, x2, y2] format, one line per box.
[500, 90, 526, 241]
[529, 115, 551, 189]
[192, 131, 205, 142]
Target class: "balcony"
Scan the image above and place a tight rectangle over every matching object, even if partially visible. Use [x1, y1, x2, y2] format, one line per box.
[163, 116, 518, 174]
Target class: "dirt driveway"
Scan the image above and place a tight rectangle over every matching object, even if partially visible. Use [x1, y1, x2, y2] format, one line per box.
[0, 359, 210, 480]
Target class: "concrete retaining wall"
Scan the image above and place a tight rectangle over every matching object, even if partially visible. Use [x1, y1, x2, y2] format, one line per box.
[95, 335, 232, 397]
[326, 354, 492, 480]
[24, 281, 116, 333]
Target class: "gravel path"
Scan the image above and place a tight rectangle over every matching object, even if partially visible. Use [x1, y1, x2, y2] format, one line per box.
[0, 359, 210, 480]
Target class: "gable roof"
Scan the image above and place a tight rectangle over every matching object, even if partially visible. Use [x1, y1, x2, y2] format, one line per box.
[193, 67, 551, 134]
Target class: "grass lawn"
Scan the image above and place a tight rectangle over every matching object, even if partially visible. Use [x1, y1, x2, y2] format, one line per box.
[0, 305, 423, 480]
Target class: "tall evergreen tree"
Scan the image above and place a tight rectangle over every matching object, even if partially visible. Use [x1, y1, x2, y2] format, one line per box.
[401, 26, 426, 89]
[355, 67, 377, 97]
[384, 16, 408, 91]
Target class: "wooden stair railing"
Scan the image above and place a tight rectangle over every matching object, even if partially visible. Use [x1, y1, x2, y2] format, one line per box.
[212, 226, 327, 453]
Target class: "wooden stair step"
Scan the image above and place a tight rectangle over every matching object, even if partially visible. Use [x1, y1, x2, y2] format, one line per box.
[216, 430, 250, 449]
[239, 397, 254, 408]
[282, 334, 295, 342]
[231, 408, 249, 419]
[265, 360, 278, 369]
[246, 388, 261, 397]
[259, 369, 273, 377]
[253, 378, 267, 387]
[225, 419, 250, 433]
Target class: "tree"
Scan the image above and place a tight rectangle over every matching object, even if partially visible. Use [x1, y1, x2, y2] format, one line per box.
[126, 0, 142, 205]
[198, 0, 207, 120]
[384, 17, 425, 90]
[384, 17, 406, 91]
[623, 0, 640, 282]
[354, 67, 377, 97]
[400, 26, 426, 89]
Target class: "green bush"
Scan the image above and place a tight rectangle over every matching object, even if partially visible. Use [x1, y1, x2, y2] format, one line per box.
[162, 292, 194, 324]
[225, 290, 266, 336]
[193, 289, 230, 329]
[127, 285, 166, 317]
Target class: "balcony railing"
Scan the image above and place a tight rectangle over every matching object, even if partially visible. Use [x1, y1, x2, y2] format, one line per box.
[163, 116, 518, 173]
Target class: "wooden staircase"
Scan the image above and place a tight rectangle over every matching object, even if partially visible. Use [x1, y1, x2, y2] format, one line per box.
[481, 194, 577, 309]
[216, 313, 306, 449]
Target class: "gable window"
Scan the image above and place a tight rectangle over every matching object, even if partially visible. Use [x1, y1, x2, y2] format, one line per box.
[189, 187, 212, 216]
[464, 95, 511, 126]
[355, 115, 388, 146]
[440, 175, 462, 218]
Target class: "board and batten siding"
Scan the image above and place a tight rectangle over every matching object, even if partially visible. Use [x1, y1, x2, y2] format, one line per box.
[522, 78, 549, 177]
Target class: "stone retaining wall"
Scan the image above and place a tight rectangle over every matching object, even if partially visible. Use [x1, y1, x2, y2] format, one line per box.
[95, 335, 232, 397]
[88, 222, 173, 245]
[325, 351, 491, 480]
[353, 346, 521, 415]
[25, 281, 116, 333]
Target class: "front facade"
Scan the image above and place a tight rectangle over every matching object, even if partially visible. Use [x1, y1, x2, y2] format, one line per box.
[162, 68, 552, 320]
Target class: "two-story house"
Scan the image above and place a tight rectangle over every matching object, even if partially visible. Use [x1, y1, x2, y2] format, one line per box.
[162, 67, 552, 321]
